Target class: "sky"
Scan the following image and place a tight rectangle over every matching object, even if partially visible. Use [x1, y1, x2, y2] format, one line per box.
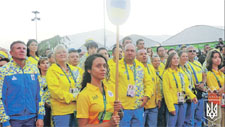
[0, 0, 224, 49]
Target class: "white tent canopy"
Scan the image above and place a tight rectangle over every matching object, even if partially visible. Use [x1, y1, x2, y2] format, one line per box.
[162, 25, 224, 46]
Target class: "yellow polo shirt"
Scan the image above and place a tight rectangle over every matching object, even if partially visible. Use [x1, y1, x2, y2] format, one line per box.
[109, 58, 154, 109]
[76, 83, 115, 124]
[207, 69, 224, 91]
[187, 61, 203, 84]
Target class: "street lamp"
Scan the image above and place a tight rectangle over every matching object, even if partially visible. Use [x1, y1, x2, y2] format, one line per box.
[31, 11, 40, 41]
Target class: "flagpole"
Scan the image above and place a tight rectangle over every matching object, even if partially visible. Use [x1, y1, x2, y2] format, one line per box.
[115, 24, 120, 127]
[115, 25, 119, 102]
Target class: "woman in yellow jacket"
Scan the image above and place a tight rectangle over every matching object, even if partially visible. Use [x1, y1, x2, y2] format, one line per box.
[178, 51, 197, 127]
[76, 54, 122, 127]
[46, 44, 83, 127]
[206, 49, 225, 127]
[163, 52, 197, 127]
[26, 39, 39, 65]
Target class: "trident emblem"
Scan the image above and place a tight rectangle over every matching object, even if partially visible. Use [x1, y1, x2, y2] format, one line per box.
[206, 102, 218, 119]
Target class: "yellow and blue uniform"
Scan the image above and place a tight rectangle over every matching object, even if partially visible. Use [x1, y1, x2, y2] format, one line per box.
[39, 76, 50, 105]
[109, 58, 154, 127]
[186, 60, 204, 126]
[76, 83, 115, 124]
[110, 58, 153, 109]
[27, 56, 39, 65]
[144, 64, 162, 127]
[163, 68, 196, 127]
[46, 63, 83, 116]
[0, 59, 45, 126]
[163, 68, 195, 112]
[180, 64, 197, 126]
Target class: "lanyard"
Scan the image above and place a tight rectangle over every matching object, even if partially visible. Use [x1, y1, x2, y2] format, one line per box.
[181, 66, 192, 81]
[172, 72, 184, 91]
[156, 72, 162, 81]
[190, 61, 202, 69]
[57, 64, 77, 88]
[212, 72, 222, 88]
[100, 83, 107, 123]
[146, 64, 150, 75]
[124, 60, 136, 82]
[188, 62, 199, 84]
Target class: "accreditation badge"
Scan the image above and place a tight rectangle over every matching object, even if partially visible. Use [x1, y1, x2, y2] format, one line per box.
[177, 92, 185, 104]
[31, 74, 35, 80]
[127, 84, 135, 97]
[69, 88, 78, 94]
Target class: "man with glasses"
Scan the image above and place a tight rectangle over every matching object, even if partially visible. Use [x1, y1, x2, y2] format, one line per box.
[186, 46, 207, 127]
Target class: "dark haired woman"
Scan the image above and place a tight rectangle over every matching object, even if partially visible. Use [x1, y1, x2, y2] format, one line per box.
[27, 39, 39, 65]
[163, 52, 197, 127]
[206, 49, 224, 127]
[76, 54, 121, 127]
[38, 57, 51, 127]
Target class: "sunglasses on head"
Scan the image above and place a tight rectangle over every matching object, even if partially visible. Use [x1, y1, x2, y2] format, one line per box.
[188, 50, 196, 53]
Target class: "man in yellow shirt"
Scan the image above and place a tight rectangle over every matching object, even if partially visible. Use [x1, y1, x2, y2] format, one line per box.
[186, 45, 206, 126]
[156, 46, 167, 76]
[136, 49, 162, 127]
[151, 54, 167, 127]
[108, 45, 123, 70]
[110, 43, 153, 127]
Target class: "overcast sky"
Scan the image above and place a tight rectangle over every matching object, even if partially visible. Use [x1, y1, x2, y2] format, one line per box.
[0, 0, 224, 49]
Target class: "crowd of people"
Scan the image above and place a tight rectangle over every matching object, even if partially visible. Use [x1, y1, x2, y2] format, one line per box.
[0, 37, 224, 127]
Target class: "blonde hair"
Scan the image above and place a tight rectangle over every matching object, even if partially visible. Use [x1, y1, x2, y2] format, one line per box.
[53, 44, 67, 56]
[53, 44, 68, 61]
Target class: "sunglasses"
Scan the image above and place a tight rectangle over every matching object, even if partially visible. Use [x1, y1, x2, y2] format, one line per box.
[188, 50, 196, 53]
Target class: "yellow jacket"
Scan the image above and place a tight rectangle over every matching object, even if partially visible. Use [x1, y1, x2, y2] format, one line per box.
[109, 58, 154, 109]
[144, 64, 162, 109]
[163, 68, 196, 112]
[180, 65, 196, 99]
[207, 69, 224, 91]
[27, 56, 39, 65]
[158, 62, 166, 76]
[46, 63, 83, 115]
